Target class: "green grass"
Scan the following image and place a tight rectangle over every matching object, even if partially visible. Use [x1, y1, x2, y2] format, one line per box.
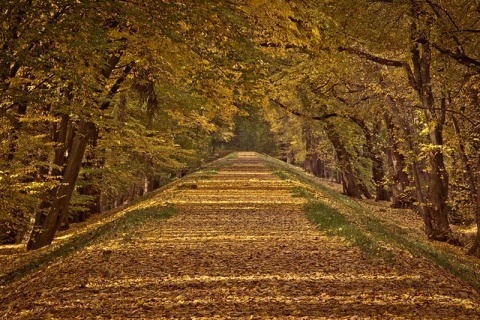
[291, 186, 314, 199]
[125, 206, 176, 226]
[259, 153, 480, 291]
[271, 169, 289, 180]
[199, 170, 218, 175]
[304, 200, 388, 258]
[226, 152, 238, 159]
[359, 212, 480, 291]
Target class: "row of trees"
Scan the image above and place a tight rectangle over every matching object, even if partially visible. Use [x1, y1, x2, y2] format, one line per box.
[247, 0, 480, 255]
[0, 0, 262, 249]
[1, 0, 479, 258]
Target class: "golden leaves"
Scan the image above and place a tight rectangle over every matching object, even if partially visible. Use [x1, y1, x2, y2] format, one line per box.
[2, 152, 480, 318]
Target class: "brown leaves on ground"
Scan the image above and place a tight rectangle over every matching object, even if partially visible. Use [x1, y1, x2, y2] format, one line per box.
[1, 152, 480, 319]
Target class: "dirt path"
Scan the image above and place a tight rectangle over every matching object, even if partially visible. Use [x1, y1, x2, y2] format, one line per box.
[1, 152, 480, 319]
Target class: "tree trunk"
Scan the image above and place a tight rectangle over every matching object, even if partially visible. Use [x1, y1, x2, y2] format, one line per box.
[303, 121, 318, 176]
[384, 112, 411, 207]
[316, 158, 326, 178]
[408, 4, 452, 241]
[372, 156, 390, 201]
[452, 115, 478, 209]
[468, 174, 480, 256]
[420, 97, 452, 241]
[352, 118, 389, 201]
[76, 125, 102, 220]
[323, 121, 362, 198]
[466, 90, 480, 256]
[27, 120, 95, 250]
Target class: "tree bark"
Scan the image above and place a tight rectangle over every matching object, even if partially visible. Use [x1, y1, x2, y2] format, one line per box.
[467, 88, 480, 256]
[468, 174, 480, 256]
[383, 112, 411, 207]
[337, 1, 453, 240]
[407, 2, 452, 241]
[351, 117, 389, 201]
[76, 125, 102, 221]
[303, 121, 319, 176]
[27, 120, 95, 250]
[323, 121, 362, 198]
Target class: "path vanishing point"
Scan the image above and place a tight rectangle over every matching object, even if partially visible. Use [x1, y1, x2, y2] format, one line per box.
[2, 152, 480, 319]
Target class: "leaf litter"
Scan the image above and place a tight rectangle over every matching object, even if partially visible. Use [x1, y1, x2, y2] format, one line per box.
[1, 152, 480, 319]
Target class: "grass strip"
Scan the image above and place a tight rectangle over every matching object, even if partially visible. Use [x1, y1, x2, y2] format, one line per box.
[304, 198, 388, 258]
[260, 153, 480, 291]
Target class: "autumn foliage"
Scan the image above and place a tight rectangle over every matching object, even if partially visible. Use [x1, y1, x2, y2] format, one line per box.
[1, 0, 480, 259]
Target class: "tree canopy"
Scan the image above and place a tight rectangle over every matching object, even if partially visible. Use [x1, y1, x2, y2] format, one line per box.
[1, 0, 480, 256]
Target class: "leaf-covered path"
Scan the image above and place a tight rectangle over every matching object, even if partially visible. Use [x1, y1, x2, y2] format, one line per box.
[2, 152, 480, 319]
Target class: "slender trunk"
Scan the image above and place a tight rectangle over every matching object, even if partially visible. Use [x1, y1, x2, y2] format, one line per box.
[286, 151, 294, 165]
[466, 89, 480, 256]
[4, 104, 27, 161]
[408, 139, 427, 220]
[303, 121, 318, 176]
[27, 120, 95, 250]
[316, 158, 326, 178]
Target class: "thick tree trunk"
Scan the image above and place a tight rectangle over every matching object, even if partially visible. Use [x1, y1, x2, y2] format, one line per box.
[384, 112, 411, 207]
[27, 120, 95, 250]
[323, 121, 362, 198]
[408, 4, 452, 241]
[372, 156, 390, 201]
[353, 118, 389, 201]
[420, 100, 452, 241]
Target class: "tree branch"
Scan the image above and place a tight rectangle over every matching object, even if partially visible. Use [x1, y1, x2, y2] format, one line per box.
[269, 98, 337, 121]
[338, 46, 419, 91]
[100, 61, 135, 110]
[260, 41, 307, 50]
[270, 98, 374, 139]
[338, 46, 403, 67]
[432, 43, 480, 72]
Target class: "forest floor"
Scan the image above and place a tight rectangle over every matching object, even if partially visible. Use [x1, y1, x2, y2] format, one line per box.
[1, 152, 480, 319]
